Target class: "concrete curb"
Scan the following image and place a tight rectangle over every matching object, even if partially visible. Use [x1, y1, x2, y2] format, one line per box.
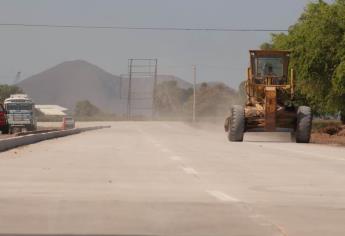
[15, 129, 59, 136]
[0, 126, 110, 152]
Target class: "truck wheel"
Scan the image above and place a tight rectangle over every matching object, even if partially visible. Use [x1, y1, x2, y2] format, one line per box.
[27, 125, 36, 132]
[228, 105, 245, 142]
[296, 106, 312, 143]
[1, 126, 9, 134]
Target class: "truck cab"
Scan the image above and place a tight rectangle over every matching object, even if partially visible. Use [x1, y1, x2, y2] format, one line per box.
[4, 94, 37, 134]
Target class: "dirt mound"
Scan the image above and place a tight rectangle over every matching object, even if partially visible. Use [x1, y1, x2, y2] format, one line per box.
[318, 125, 345, 136]
[312, 123, 345, 146]
[337, 128, 345, 136]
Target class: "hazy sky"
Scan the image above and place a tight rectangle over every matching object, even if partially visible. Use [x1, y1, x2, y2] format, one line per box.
[0, 0, 326, 88]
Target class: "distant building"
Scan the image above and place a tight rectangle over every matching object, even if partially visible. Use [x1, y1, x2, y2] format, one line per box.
[35, 105, 68, 116]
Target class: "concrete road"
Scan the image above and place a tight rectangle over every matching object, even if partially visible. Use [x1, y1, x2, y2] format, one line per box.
[0, 122, 345, 236]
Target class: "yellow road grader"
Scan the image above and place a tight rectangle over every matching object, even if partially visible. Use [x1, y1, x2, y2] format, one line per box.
[225, 50, 312, 143]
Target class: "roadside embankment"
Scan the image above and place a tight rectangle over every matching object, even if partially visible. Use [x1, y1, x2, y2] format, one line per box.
[0, 126, 110, 152]
[311, 123, 345, 146]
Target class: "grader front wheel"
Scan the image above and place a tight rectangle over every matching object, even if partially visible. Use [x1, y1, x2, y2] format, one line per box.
[296, 106, 312, 143]
[228, 105, 245, 142]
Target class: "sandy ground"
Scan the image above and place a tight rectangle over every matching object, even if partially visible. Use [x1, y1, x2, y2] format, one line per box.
[0, 121, 345, 236]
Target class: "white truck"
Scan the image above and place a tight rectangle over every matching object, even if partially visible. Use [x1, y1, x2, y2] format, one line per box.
[4, 94, 37, 134]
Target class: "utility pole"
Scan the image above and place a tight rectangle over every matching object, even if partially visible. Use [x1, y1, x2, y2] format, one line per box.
[192, 65, 196, 122]
[119, 74, 123, 99]
[127, 59, 133, 120]
[152, 59, 158, 120]
[119, 74, 123, 117]
[14, 71, 21, 84]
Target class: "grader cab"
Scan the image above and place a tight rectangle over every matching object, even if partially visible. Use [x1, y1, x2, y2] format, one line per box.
[225, 50, 312, 143]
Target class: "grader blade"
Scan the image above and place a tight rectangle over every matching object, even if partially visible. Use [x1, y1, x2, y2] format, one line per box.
[265, 86, 277, 132]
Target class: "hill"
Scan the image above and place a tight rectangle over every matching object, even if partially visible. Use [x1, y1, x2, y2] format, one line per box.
[18, 60, 191, 115]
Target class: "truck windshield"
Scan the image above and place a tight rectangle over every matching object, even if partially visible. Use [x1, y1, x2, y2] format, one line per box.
[6, 103, 33, 111]
[256, 57, 284, 77]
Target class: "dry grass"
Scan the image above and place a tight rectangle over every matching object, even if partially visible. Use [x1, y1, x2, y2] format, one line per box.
[311, 133, 345, 146]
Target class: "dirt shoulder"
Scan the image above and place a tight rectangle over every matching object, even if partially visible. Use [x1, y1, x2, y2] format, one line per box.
[311, 122, 345, 146]
[311, 133, 345, 146]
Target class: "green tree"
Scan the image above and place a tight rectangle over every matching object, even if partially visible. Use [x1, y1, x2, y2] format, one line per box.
[0, 85, 23, 103]
[262, 0, 345, 122]
[184, 82, 239, 117]
[74, 100, 101, 117]
[155, 80, 192, 116]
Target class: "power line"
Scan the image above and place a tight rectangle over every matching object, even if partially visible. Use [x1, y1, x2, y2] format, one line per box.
[0, 23, 288, 32]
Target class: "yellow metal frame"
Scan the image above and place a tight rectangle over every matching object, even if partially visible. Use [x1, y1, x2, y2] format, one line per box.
[245, 50, 296, 131]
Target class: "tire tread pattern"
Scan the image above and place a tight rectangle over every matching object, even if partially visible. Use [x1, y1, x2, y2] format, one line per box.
[228, 105, 245, 142]
[296, 106, 312, 143]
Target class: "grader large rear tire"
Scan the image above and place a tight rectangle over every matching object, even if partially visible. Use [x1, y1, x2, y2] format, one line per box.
[228, 105, 245, 142]
[296, 106, 312, 143]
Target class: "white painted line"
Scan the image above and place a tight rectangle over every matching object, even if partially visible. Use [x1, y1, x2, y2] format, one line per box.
[259, 223, 273, 227]
[161, 148, 171, 153]
[206, 190, 240, 202]
[170, 155, 182, 161]
[152, 142, 161, 147]
[249, 214, 265, 219]
[182, 167, 198, 175]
